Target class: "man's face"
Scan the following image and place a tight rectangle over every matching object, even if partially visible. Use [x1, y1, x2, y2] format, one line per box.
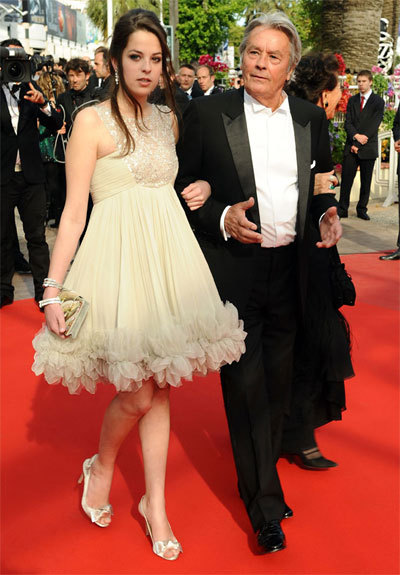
[67, 69, 89, 91]
[357, 75, 372, 94]
[177, 67, 195, 91]
[94, 52, 109, 79]
[241, 27, 293, 105]
[197, 66, 214, 92]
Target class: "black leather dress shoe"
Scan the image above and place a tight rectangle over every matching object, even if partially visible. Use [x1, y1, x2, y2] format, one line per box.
[257, 520, 286, 553]
[357, 212, 370, 220]
[380, 248, 400, 261]
[283, 503, 293, 519]
[14, 256, 31, 274]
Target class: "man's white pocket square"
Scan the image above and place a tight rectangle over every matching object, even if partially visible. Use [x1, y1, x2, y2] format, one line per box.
[310, 160, 316, 169]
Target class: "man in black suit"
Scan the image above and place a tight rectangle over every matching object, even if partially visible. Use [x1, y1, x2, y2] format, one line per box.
[380, 107, 400, 260]
[51, 58, 93, 228]
[1, 39, 63, 308]
[338, 70, 385, 220]
[92, 46, 112, 102]
[176, 64, 203, 100]
[196, 64, 224, 96]
[175, 12, 341, 553]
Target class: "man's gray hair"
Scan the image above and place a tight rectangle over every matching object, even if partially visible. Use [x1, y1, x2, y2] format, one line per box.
[239, 12, 302, 70]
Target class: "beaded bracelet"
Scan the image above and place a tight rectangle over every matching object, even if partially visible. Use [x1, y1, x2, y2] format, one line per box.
[38, 297, 62, 308]
[42, 278, 64, 290]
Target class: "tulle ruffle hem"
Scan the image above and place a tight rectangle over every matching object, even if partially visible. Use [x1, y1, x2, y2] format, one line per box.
[32, 302, 246, 394]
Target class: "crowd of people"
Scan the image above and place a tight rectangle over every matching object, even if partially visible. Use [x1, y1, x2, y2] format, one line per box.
[1, 6, 399, 563]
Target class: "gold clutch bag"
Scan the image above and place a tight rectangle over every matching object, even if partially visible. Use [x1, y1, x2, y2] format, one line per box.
[59, 289, 89, 338]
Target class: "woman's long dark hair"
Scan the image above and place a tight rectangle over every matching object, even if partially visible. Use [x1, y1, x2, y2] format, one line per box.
[109, 9, 176, 155]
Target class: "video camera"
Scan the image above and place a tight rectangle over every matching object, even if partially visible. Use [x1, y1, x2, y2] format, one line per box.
[0, 46, 32, 84]
[31, 53, 55, 74]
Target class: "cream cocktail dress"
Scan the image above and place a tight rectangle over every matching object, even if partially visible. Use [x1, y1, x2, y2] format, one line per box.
[32, 104, 246, 394]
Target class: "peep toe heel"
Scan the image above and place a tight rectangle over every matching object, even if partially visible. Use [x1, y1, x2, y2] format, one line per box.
[138, 495, 182, 561]
[78, 454, 113, 527]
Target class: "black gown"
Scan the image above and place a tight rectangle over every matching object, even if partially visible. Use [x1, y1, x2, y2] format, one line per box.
[282, 225, 355, 452]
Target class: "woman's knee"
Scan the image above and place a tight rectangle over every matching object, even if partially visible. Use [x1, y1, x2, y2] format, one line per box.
[117, 384, 154, 418]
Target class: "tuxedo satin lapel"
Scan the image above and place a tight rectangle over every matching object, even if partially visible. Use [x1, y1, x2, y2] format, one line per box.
[222, 111, 260, 230]
[293, 119, 311, 241]
[17, 86, 29, 133]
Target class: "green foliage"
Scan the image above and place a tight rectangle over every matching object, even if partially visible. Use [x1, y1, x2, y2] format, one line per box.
[174, 0, 247, 64]
[86, 0, 160, 40]
[329, 121, 347, 166]
[372, 72, 389, 98]
[242, 0, 323, 50]
[382, 108, 397, 132]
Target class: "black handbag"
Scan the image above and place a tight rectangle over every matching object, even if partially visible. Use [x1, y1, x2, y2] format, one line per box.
[329, 246, 356, 308]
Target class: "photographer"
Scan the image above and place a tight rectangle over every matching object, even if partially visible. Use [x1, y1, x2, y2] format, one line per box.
[52, 58, 95, 228]
[0, 39, 63, 309]
[37, 67, 66, 225]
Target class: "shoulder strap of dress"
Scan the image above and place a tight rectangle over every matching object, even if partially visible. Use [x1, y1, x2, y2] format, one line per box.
[93, 105, 123, 152]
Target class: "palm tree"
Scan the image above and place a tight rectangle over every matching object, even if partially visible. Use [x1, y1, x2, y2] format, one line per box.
[320, 0, 385, 72]
[86, 0, 160, 41]
[381, 0, 400, 50]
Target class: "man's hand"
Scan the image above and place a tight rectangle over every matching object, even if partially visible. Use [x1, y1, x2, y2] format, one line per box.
[58, 122, 67, 135]
[317, 206, 342, 248]
[23, 82, 46, 106]
[394, 140, 400, 154]
[354, 133, 368, 145]
[351, 145, 359, 154]
[181, 180, 211, 211]
[224, 197, 263, 244]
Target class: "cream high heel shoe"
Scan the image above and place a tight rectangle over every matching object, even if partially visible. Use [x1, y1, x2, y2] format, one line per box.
[138, 496, 182, 561]
[78, 454, 113, 527]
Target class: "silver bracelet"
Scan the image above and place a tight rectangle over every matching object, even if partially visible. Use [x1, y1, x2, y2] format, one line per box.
[42, 278, 64, 290]
[38, 297, 62, 308]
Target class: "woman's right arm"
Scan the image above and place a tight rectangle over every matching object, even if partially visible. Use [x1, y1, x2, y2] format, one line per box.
[43, 107, 100, 337]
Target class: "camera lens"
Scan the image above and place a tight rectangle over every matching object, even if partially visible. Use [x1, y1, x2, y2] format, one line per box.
[7, 61, 25, 82]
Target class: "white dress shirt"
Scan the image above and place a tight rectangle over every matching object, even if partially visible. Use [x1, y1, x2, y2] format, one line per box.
[203, 85, 215, 96]
[220, 89, 299, 248]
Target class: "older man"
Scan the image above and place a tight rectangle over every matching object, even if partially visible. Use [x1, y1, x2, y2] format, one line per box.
[176, 12, 341, 553]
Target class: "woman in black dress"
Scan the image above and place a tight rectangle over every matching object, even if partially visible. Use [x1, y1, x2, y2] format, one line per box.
[282, 54, 354, 469]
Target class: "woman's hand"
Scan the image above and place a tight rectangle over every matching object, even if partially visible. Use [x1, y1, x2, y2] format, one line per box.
[314, 170, 338, 195]
[181, 180, 211, 211]
[44, 303, 68, 339]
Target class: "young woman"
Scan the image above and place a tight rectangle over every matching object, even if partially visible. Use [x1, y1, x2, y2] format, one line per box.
[32, 9, 245, 561]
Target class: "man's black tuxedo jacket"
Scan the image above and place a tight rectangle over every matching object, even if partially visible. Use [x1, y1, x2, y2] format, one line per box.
[344, 92, 384, 160]
[1, 82, 63, 185]
[175, 87, 338, 314]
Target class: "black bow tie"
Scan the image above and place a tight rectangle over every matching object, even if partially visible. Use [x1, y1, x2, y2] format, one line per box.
[10, 83, 20, 96]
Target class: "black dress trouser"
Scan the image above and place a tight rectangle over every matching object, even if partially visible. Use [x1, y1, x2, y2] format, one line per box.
[339, 153, 376, 214]
[220, 244, 297, 532]
[1, 171, 49, 300]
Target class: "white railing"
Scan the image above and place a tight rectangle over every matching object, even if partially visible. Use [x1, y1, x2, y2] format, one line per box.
[376, 130, 398, 206]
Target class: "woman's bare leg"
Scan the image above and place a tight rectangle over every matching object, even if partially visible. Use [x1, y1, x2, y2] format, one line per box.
[138, 386, 180, 559]
[84, 380, 156, 525]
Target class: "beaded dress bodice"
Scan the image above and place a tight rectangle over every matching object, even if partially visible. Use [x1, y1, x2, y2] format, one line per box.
[91, 104, 178, 198]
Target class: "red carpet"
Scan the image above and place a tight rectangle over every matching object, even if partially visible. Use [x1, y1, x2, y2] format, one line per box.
[1, 253, 399, 574]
